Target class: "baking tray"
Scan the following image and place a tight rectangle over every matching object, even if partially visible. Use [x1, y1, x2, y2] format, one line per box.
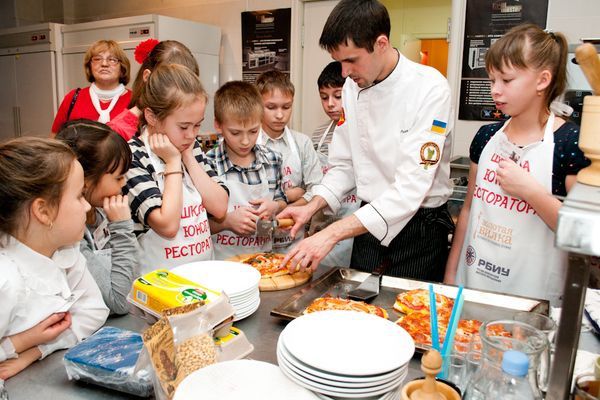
[271, 267, 549, 322]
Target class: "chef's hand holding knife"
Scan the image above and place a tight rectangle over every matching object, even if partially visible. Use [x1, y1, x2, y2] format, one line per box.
[278, 198, 338, 273]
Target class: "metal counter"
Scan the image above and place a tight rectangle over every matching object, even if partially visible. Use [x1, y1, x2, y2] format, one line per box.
[4, 265, 599, 399]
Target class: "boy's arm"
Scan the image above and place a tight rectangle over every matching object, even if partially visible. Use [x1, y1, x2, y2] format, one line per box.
[297, 133, 324, 203]
[184, 142, 228, 220]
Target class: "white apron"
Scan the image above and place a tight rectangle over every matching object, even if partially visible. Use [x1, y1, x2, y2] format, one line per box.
[138, 136, 213, 274]
[314, 121, 359, 267]
[258, 127, 304, 252]
[212, 163, 273, 260]
[457, 113, 566, 305]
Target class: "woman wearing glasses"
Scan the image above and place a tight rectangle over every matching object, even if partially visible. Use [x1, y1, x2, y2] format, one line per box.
[51, 40, 131, 134]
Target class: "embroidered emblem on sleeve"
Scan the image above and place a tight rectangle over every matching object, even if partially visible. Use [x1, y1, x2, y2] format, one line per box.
[430, 119, 447, 134]
[420, 142, 440, 169]
[337, 108, 345, 126]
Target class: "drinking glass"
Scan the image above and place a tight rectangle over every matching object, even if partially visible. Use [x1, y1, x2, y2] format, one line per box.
[445, 354, 467, 392]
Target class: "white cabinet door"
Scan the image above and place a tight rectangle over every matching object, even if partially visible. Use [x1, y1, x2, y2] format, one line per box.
[15, 52, 57, 137]
[300, 0, 339, 136]
[0, 55, 17, 141]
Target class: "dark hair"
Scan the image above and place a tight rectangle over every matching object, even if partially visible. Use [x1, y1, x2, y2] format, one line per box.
[214, 81, 263, 124]
[255, 70, 295, 98]
[0, 137, 75, 238]
[319, 0, 390, 53]
[485, 23, 568, 111]
[318, 61, 345, 89]
[56, 119, 132, 199]
[130, 40, 200, 108]
[84, 40, 131, 85]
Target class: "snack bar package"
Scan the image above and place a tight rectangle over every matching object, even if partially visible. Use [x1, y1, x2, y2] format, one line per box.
[63, 326, 154, 397]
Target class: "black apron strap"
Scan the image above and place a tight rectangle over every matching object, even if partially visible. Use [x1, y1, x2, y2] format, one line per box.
[350, 203, 455, 282]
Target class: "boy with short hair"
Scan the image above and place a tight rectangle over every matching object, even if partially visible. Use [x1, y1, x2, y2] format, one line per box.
[206, 81, 287, 259]
[310, 61, 359, 267]
[255, 70, 323, 251]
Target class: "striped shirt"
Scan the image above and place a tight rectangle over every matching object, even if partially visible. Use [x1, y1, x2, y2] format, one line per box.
[205, 140, 287, 202]
[124, 136, 226, 234]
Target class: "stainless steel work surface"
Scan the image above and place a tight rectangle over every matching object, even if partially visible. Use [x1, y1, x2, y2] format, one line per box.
[271, 267, 548, 323]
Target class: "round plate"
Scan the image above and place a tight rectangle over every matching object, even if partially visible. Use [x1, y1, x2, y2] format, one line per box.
[278, 356, 406, 399]
[277, 345, 406, 393]
[281, 310, 414, 376]
[277, 341, 405, 387]
[174, 360, 319, 400]
[171, 261, 260, 295]
[233, 299, 260, 321]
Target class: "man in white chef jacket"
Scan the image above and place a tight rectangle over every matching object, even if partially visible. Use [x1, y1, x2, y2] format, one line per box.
[280, 0, 454, 280]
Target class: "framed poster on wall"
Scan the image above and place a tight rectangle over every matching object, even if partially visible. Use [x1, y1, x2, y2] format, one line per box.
[458, 0, 549, 121]
[241, 8, 291, 84]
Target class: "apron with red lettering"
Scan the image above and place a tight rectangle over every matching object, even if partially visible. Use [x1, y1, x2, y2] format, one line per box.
[314, 121, 359, 267]
[258, 127, 304, 252]
[457, 113, 566, 305]
[212, 163, 273, 260]
[138, 136, 213, 274]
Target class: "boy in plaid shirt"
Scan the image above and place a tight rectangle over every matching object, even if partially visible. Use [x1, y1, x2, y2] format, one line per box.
[206, 81, 287, 259]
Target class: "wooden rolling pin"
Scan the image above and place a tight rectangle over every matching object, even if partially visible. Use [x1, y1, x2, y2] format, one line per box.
[576, 43, 600, 95]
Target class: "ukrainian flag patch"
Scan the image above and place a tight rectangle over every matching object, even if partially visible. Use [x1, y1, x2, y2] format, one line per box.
[430, 119, 447, 134]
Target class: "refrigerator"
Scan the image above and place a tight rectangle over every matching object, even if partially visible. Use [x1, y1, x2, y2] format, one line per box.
[61, 15, 221, 135]
[0, 23, 64, 140]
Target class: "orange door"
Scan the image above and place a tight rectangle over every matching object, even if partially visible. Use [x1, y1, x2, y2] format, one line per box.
[420, 38, 449, 77]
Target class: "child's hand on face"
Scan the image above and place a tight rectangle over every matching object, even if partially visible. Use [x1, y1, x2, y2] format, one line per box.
[285, 187, 305, 203]
[103, 194, 131, 222]
[497, 159, 544, 200]
[149, 133, 181, 165]
[227, 206, 260, 236]
[249, 198, 279, 219]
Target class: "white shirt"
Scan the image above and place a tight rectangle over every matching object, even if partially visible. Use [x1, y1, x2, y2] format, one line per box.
[258, 127, 323, 203]
[313, 52, 453, 246]
[0, 237, 109, 361]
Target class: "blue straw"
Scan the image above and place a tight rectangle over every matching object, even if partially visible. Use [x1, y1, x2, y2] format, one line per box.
[429, 284, 440, 351]
[440, 286, 465, 378]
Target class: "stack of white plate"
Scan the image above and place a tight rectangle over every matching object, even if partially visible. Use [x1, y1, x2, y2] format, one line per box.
[277, 310, 415, 400]
[171, 260, 261, 321]
[174, 360, 320, 400]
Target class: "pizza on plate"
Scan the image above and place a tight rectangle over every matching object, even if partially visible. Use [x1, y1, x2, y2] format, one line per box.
[304, 297, 389, 319]
[239, 253, 291, 278]
[393, 288, 454, 315]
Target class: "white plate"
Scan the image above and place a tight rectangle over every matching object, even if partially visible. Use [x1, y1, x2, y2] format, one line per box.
[277, 346, 407, 394]
[279, 358, 407, 399]
[174, 359, 319, 400]
[281, 310, 414, 376]
[315, 387, 400, 400]
[277, 340, 406, 386]
[230, 291, 260, 305]
[171, 261, 261, 295]
[233, 299, 260, 321]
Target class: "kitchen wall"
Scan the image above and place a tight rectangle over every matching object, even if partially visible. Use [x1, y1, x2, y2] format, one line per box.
[382, 0, 451, 62]
[60, 0, 292, 85]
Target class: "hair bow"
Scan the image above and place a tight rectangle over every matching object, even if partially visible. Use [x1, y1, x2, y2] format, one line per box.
[134, 38, 159, 64]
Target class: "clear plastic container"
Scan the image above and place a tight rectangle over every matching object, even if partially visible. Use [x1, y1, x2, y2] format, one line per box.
[487, 350, 535, 399]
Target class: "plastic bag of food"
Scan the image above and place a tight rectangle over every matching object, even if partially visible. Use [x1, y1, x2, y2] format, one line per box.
[63, 326, 153, 397]
[167, 303, 217, 388]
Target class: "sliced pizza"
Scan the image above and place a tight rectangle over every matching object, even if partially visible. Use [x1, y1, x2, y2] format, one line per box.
[239, 252, 291, 278]
[395, 310, 486, 350]
[394, 288, 454, 315]
[304, 297, 389, 319]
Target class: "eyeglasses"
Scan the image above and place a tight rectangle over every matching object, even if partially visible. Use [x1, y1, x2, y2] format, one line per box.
[91, 56, 120, 66]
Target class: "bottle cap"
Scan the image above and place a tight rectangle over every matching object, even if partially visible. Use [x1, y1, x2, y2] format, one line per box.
[502, 350, 529, 377]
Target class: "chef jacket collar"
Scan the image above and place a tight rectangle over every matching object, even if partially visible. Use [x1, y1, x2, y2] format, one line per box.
[4, 236, 77, 297]
[358, 48, 402, 94]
